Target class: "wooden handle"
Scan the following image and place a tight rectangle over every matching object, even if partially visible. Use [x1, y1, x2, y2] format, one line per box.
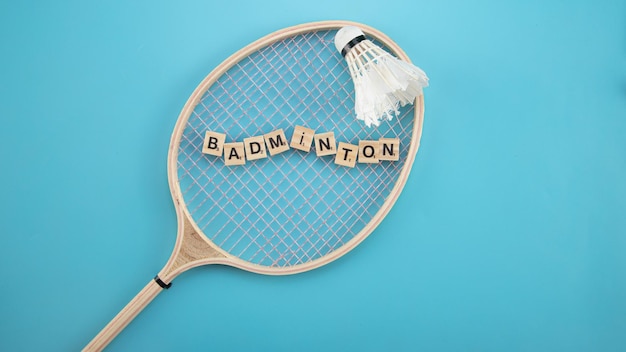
[82, 279, 165, 352]
[82, 211, 226, 351]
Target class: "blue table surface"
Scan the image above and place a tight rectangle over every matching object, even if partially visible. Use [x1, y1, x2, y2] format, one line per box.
[1, 1, 624, 351]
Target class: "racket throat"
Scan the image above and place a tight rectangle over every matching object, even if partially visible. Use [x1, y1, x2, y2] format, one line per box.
[158, 212, 227, 282]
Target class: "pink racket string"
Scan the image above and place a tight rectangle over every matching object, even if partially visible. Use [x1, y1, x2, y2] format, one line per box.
[177, 30, 414, 267]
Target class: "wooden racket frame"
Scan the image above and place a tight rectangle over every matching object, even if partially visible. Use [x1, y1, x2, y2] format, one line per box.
[83, 20, 425, 351]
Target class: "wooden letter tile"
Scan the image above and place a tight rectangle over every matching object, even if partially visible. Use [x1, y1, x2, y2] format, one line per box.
[378, 138, 400, 161]
[244, 135, 267, 161]
[223, 142, 246, 166]
[290, 125, 315, 152]
[264, 129, 290, 156]
[334, 142, 358, 168]
[314, 131, 337, 157]
[358, 140, 380, 164]
[202, 131, 226, 157]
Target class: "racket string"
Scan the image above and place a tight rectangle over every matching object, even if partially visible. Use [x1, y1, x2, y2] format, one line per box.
[177, 30, 415, 267]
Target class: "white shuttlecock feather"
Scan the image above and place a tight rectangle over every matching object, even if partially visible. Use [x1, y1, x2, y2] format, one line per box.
[335, 26, 429, 127]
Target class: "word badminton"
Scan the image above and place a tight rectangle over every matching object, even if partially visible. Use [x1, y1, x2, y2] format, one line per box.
[202, 125, 400, 167]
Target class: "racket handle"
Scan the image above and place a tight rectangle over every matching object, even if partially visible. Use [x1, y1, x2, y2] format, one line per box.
[83, 278, 165, 351]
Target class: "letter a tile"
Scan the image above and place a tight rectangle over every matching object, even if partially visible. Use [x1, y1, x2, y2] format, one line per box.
[223, 142, 246, 166]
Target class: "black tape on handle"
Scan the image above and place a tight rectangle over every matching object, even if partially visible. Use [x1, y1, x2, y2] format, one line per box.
[154, 275, 172, 289]
[341, 35, 366, 57]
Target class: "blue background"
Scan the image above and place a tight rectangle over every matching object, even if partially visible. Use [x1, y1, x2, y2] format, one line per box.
[1, 0, 625, 351]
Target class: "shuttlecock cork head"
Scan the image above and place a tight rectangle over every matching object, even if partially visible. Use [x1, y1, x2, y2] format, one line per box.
[334, 26, 367, 56]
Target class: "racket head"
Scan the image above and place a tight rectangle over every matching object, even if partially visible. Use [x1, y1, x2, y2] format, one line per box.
[164, 21, 424, 278]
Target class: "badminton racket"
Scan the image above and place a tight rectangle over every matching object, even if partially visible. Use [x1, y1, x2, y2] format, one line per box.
[83, 20, 425, 351]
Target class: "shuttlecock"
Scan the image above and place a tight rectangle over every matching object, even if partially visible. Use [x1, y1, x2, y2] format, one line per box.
[335, 26, 429, 127]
